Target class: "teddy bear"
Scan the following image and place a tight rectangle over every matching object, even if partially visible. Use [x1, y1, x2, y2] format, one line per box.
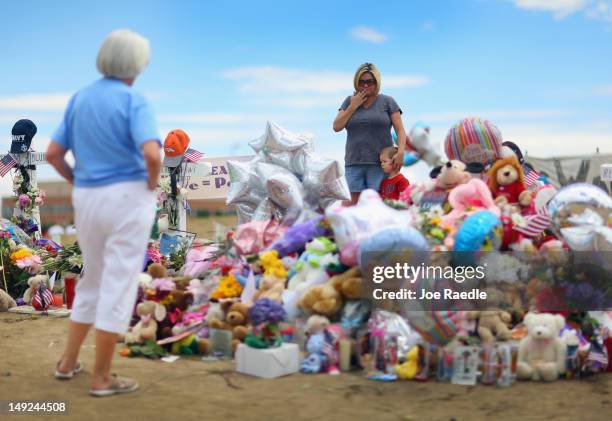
[124, 301, 167, 344]
[22, 274, 50, 305]
[0, 289, 17, 312]
[301, 315, 340, 375]
[299, 282, 343, 317]
[329, 266, 363, 299]
[467, 289, 512, 343]
[208, 301, 251, 352]
[488, 156, 532, 207]
[254, 274, 286, 302]
[517, 312, 567, 381]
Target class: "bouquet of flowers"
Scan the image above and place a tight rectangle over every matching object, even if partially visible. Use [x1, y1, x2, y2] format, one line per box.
[245, 298, 287, 349]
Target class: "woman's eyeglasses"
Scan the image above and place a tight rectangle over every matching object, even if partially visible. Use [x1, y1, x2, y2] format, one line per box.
[358, 79, 376, 86]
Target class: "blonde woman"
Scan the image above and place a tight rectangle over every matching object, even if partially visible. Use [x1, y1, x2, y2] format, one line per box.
[333, 63, 408, 205]
[46, 29, 161, 397]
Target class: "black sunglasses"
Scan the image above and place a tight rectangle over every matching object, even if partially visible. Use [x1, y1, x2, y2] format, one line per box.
[358, 79, 376, 86]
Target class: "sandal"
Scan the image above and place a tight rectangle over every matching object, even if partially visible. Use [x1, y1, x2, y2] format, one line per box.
[89, 375, 139, 397]
[54, 361, 84, 380]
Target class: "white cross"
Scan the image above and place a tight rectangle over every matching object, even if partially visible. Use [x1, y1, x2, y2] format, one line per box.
[2, 151, 50, 240]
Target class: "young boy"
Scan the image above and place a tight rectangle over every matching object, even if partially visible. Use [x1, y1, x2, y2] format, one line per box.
[379, 146, 410, 200]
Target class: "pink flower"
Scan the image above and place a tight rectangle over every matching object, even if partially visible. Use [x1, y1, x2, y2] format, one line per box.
[18, 194, 31, 208]
[147, 248, 162, 263]
[35, 190, 46, 205]
[15, 255, 42, 274]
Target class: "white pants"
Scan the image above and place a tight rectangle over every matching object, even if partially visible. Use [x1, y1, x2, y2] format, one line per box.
[71, 181, 156, 333]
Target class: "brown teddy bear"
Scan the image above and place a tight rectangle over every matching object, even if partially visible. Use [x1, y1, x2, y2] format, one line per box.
[299, 267, 364, 317]
[147, 262, 167, 279]
[124, 301, 167, 344]
[488, 156, 532, 207]
[468, 289, 512, 343]
[208, 301, 251, 352]
[0, 289, 17, 312]
[299, 283, 342, 317]
[330, 266, 363, 299]
[254, 275, 285, 302]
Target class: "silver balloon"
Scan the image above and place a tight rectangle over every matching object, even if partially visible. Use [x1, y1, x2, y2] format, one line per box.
[548, 183, 612, 251]
[249, 121, 312, 154]
[235, 202, 257, 225]
[252, 198, 284, 222]
[303, 153, 350, 208]
[226, 158, 266, 205]
[255, 162, 304, 210]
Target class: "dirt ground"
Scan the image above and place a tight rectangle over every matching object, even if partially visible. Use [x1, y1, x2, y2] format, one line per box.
[0, 313, 610, 421]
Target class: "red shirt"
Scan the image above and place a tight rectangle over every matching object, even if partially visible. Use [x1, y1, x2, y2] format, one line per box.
[380, 173, 410, 200]
[495, 181, 526, 204]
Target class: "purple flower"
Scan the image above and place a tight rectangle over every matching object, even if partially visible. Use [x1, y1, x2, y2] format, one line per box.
[249, 298, 286, 325]
[563, 282, 606, 311]
[18, 194, 30, 208]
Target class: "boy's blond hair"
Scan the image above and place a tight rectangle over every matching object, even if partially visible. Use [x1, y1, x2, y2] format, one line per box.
[380, 146, 398, 159]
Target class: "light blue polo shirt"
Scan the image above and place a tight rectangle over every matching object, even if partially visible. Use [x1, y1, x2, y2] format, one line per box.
[52, 78, 160, 187]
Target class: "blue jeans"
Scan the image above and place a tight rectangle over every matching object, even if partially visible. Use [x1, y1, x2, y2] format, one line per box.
[344, 164, 385, 193]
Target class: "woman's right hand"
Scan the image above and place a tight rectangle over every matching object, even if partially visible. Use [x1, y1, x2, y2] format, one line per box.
[349, 90, 367, 109]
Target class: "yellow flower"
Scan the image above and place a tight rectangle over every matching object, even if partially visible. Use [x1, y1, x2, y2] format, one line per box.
[213, 273, 243, 299]
[430, 216, 442, 225]
[11, 248, 33, 263]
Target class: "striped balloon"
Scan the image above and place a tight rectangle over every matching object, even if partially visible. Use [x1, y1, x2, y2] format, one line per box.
[444, 117, 503, 165]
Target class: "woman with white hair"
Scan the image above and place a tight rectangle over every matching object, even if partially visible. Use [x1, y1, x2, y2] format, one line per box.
[333, 63, 409, 205]
[46, 29, 161, 397]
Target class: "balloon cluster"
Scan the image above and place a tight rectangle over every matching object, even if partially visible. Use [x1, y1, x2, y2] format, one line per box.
[227, 122, 351, 225]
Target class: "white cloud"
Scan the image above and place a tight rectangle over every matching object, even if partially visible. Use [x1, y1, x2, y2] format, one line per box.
[514, 0, 612, 22]
[350, 26, 388, 43]
[158, 112, 316, 125]
[0, 93, 70, 111]
[422, 19, 435, 31]
[223, 66, 428, 95]
[418, 108, 569, 123]
[593, 84, 612, 95]
[222, 66, 428, 109]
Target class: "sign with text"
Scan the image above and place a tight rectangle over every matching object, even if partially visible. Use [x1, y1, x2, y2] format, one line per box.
[184, 155, 253, 200]
[528, 154, 612, 194]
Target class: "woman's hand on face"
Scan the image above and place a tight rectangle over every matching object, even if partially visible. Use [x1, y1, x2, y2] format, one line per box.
[392, 149, 404, 172]
[349, 90, 367, 109]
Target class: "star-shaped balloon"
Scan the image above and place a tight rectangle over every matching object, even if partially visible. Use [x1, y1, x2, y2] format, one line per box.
[303, 152, 350, 209]
[256, 162, 304, 211]
[226, 158, 266, 206]
[250, 121, 314, 174]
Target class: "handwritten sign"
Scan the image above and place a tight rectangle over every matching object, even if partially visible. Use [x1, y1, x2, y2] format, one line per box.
[12, 152, 47, 165]
[184, 155, 253, 200]
[161, 162, 212, 178]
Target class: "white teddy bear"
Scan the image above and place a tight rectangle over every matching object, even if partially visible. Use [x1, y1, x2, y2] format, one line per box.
[517, 312, 567, 382]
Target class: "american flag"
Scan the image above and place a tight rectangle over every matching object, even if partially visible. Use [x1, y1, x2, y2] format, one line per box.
[0, 154, 17, 177]
[184, 148, 204, 163]
[32, 284, 53, 311]
[524, 166, 541, 188]
[513, 206, 552, 237]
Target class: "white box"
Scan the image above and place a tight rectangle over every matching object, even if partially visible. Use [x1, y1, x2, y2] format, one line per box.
[235, 343, 300, 379]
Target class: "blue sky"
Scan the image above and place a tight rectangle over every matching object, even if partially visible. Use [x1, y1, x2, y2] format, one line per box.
[1, 0, 611, 196]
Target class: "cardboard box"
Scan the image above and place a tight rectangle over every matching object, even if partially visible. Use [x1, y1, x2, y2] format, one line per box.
[235, 343, 300, 379]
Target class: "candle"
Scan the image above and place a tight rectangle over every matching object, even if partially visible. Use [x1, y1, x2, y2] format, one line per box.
[339, 339, 352, 372]
[52, 293, 64, 307]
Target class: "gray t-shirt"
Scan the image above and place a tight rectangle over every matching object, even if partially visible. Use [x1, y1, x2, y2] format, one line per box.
[339, 94, 402, 165]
